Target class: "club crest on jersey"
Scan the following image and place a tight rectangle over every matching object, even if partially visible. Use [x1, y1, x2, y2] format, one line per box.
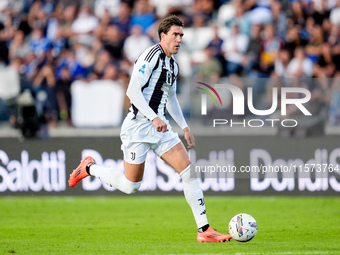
[139, 64, 146, 74]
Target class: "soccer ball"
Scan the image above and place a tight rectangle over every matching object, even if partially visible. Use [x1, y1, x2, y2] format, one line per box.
[229, 213, 258, 242]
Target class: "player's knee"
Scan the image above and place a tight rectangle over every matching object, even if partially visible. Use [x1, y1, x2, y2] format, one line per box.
[125, 181, 141, 194]
[179, 164, 192, 178]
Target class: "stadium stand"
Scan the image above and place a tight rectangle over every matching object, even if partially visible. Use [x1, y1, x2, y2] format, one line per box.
[0, 0, 339, 137]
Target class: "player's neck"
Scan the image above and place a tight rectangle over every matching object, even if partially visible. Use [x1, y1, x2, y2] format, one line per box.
[159, 43, 172, 58]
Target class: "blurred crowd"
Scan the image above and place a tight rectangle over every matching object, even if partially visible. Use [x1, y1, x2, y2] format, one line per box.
[0, 0, 340, 137]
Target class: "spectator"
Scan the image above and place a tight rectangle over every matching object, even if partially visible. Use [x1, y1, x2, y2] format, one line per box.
[0, 20, 9, 64]
[301, 17, 316, 44]
[0, 9, 16, 43]
[1, 0, 340, 129]
[94, 0, 121, 18]
[285, 25, 306, 58]
[0, 58, 20, 121]
[73, 41, 95, 70]
[55, 50, 87, 80]
[207, 24, 223, 58]
[130, 0, 156, 34]
[71, 5, 99, 46]
[123, 24, 152, 63]
[244, 23, 262, 74]
[87, 49, 112, 81]
[50, 25, 67, 58]
[32, 64, 59, 127]
[110, 2, 132, 38]
[311, 0, 331, 26]
[102, 63, 120, 80]
[192, 0, 215, 19]
[9, 30, 30, 61]
[103, 24, 125, 60]
[321, 16, 332, 40]
[59, 5, 77, 40]
[271, 0, 288, 40]
[1, 0, 24, 22]
[150, 0, 193, 18]
[23, 52, 40, 82]
[21, 0, 36, 15]
[29, 27, 50, 57]
[314, 42, 336, 77]
[331, 26, 340, 72]
[207, 24, 225, 74]
[222, 24, 249, 75]
[94, 9, 112, 40]
[330, 0, 340, 26]
[328, 19, 340, 46]
[305, 24, 324, 62]
[243, 0, 273, 25]
[274, 48, 292, 78]
[191, 12, 209, 28]
[195, 46, 223, 83]
[328, 71, 340, 124]
[286, 46, 314, 77]
[28, 2, 49, 31]
[289, 1, 307, 27]
[40, 0, 56, 16]
[230, 3, 251, 36]
[56, 66, 72, 125]
[259, 24, 283, 75]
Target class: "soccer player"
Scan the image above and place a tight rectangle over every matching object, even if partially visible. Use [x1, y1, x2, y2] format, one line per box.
[69, 15, 231, 243]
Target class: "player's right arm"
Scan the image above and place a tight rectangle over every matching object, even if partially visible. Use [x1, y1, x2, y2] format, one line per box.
[126, 75, 158, 120]
[127, 77, 168, 132]
[126, 47, 168, 132]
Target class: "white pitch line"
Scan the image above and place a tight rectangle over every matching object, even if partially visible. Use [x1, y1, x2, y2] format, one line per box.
[140, 252, 334, 255]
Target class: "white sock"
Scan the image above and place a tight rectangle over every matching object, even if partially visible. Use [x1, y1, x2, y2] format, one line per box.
[180, 165, 209, 229]
[89, 165, 141, 194]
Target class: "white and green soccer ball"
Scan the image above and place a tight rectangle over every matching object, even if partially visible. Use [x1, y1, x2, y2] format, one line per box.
[229, 213, 258, 242]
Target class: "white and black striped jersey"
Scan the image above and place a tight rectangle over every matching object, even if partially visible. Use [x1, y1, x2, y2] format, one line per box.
[127, 44, 179, 120]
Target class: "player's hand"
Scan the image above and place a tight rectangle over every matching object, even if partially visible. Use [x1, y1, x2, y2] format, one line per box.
[152, 117, 168, 132]
[183, 127, 195, 149]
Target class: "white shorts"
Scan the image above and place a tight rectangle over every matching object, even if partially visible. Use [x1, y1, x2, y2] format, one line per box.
[120, 114, 181, 164]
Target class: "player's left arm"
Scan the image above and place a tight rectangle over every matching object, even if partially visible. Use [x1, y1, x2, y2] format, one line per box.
[166, 81, 195, 148]
[183, 127, 195, 149]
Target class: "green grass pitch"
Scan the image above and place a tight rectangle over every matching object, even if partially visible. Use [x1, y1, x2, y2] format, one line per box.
[0, 196, 339, 255]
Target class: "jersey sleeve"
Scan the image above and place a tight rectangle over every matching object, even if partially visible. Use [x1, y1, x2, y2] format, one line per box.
[131, 46, 159, 84]
[126, 46, 160, 121]
[166, 81, 188, 130]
